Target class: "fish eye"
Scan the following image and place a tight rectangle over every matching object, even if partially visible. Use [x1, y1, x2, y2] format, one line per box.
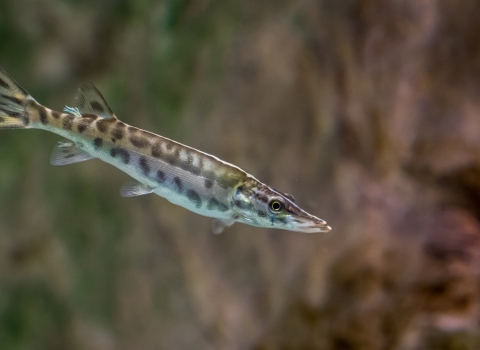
[269, 199, 284, 213]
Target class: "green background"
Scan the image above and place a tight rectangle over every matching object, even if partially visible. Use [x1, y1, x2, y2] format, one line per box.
[1, 0, 480, 349]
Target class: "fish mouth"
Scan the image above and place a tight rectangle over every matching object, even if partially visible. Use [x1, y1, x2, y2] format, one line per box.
[292, 216, 331, 233]
[297, 223, 332, 233]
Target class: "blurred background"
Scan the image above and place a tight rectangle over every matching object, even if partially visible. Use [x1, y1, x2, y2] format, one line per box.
[1, 0, 480, 349]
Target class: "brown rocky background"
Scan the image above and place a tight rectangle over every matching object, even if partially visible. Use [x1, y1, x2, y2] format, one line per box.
[1, 0, 480, 349]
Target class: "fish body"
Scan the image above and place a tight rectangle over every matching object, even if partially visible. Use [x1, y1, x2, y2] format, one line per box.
[0, 67, 331, 233]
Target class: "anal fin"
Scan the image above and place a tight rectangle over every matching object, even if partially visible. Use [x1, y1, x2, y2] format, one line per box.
[120, 181, 154, 197]
[50, 141, 94, 166]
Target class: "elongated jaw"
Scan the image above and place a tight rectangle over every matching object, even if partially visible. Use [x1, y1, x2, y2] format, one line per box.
[287, 214, 332, 233]
[294, 221, 332, 233]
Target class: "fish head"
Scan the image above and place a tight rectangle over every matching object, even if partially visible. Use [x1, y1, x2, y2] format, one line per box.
[232, 178, 331, 233]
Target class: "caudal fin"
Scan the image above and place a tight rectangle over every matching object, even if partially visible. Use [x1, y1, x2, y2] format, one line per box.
[0, 67, 31, 129]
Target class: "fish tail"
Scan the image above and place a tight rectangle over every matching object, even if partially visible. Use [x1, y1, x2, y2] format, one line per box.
[0, 67, 33, 129]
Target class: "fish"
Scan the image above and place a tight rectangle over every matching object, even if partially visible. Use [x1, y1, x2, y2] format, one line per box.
[0, 67, 331, 234]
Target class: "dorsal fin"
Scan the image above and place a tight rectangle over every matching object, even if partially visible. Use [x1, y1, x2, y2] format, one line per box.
[74, 82, 116, 119]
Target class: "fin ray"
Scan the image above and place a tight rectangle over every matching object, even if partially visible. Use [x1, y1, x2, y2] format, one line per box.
[0, 67, 31, 129]
[74, 83, 116, 119]
[120, 182, 154, 197]
[50, 141, 95, 166]
[63, 106, 82, 117]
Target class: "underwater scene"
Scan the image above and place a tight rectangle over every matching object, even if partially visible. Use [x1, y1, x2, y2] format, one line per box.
[1, 1, 480, 349]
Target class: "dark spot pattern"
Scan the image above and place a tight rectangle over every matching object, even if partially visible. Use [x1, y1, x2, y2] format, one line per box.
[39, 108, 48, 124]
[1, 94, 21, 105]
[173, 177, 183, 193]
[257, 210, 267, 218]
[200, 171, 242, 190]
[51, 111, 60, 119]
[96, 118, 115, 133]
[151, 142, 162, 158]
[111, 122, 125, 140]
[130, 135, 150, 148]
[90, 101, 104, 113]
[190, 165, 201, 176]
[254, 192, 269, 204]
[181, 154, 201, 175]
[93, 137, 103, 150]
[62, 115, 75, 130]
[77, 114, 96, 133]
[110, 147, 130, 164]
[207, 198, 229, 212]
[164, 151, 179, 166]
[156, 170, 166, 183]
[167, 156, 201, 175]
[77, 123, 87, 133]
[0, 108, 22, 118]
[204, 179, 213, 189]
[216, 174, 241, 189]
[0, 78, 9, 88]
[96, 119, 108, 133]
[139, 156, 150, 175]
[186, 190, 202, 208]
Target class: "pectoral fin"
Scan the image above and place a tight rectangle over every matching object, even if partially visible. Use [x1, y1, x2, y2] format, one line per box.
[211, 218, 236, 235]
[120, 181, 154, 197]
[50, 141, 95, 166]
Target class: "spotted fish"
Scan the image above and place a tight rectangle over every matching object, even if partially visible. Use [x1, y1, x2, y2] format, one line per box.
[0, 67, 331, 234]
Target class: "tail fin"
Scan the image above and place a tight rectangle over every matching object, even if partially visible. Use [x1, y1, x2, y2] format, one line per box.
[0, 67, 31, 129]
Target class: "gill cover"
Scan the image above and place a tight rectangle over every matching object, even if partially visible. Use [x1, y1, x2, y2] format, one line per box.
[232, 184, 255, 222]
